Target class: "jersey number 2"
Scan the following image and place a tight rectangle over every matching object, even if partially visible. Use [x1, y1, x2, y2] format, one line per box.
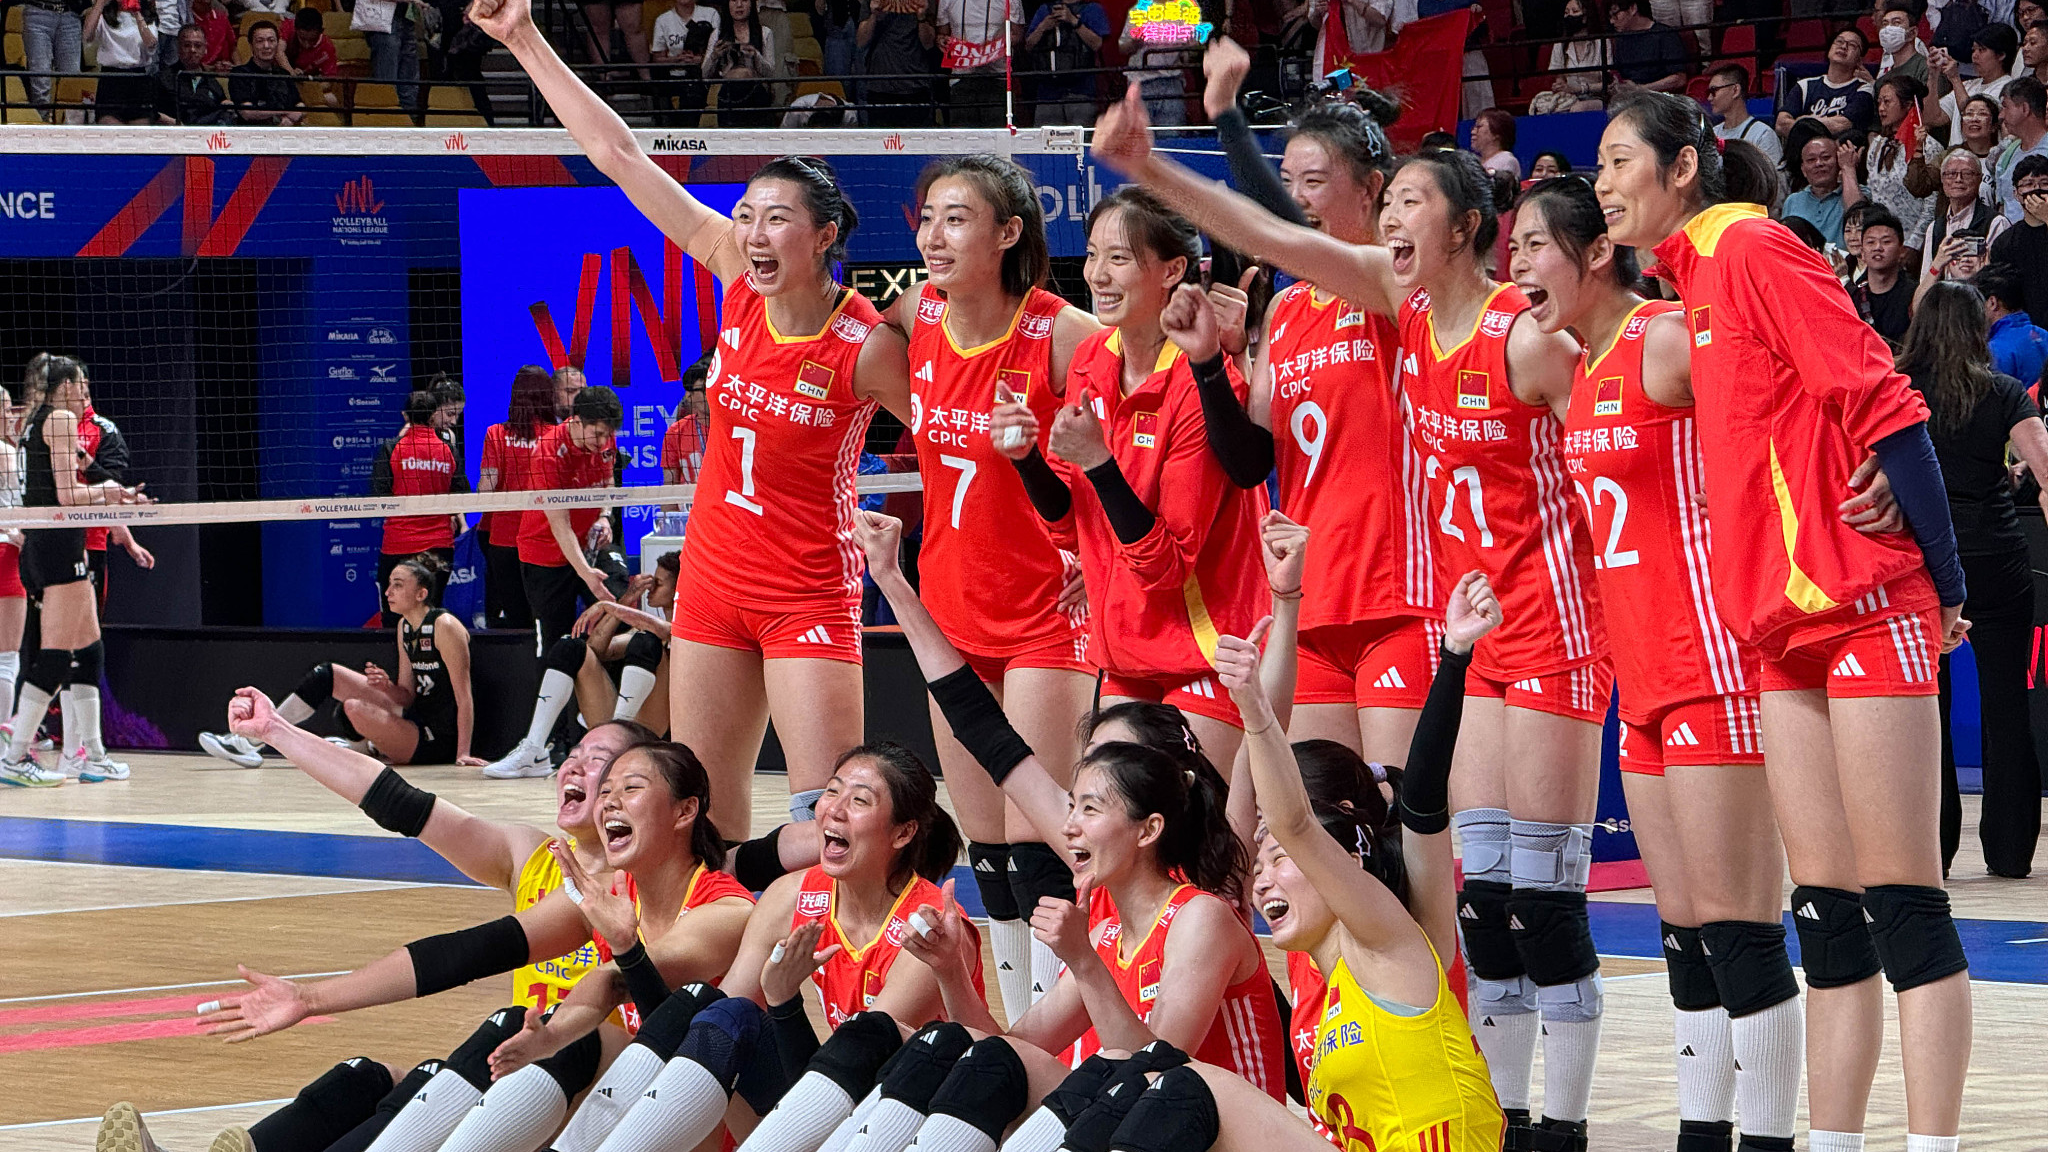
[1573, 476, 1639, 570]
[725, 427, 764, 516]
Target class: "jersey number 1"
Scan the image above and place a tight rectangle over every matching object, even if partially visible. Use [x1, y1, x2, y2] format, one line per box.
[726, 427, 764, 516]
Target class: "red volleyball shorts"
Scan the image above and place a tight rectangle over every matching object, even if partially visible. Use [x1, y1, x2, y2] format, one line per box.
[1294, 616, 1444, 711]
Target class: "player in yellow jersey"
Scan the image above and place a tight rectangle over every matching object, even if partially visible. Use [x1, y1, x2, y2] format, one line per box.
[1092, 549, 1506, 1152]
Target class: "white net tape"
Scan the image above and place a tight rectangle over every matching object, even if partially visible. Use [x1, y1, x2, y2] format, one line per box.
[0, 125, 1085, 157]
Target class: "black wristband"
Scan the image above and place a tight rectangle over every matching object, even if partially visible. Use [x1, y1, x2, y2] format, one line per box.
[928, 665, 1034, 785]
[614, 939, 672, 1022]
[407, 915, 530, 998]
[1083, 458, 1157, 544]
[359, 766, 438, 838]
[1397, 645, 1470, 836]
[1011, 447, 1073, 522]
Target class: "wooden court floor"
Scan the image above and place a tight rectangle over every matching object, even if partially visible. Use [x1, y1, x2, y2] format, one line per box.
[2, 754, 2045, 1150]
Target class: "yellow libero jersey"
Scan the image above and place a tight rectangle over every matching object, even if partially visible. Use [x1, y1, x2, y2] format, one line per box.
[1305, 953, 1504, 1152]
[510, 840, 601, 1011]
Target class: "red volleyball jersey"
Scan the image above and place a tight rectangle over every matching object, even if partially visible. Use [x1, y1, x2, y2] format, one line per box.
[517, 421, 616, 567]
[1286, 950, 1337, 1142]
[1650, 204, 1938, 657]
[678, 281, 882, 614]
[383, 424, 461, 554]
[907, 284, 1085, 660]
[77, 410, 107, 553]
[597, 864, 757, 1034]
[791, 866, 985, 1030]
[1562, 301, 1759, 721]
[1068, 885, 1287, 1098]
[1397, 284, 1606, 681]
[1060, 328, 1268, 681]
[480, 421, 548, 544]
[661, 413, 705, 484]
[1265, 284, 1437, 630]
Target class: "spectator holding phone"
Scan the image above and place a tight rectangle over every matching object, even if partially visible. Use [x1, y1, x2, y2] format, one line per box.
[1024, 0, 1106, 126]
[650, 0, 718, 122]
[84, 0, 161, 124]
[1990, 156, 2048, 323]
[1994, 77, 2048, 222]
[1921, 147, 2010, 280]
[1928, 25, 2018, 136]
[860, 0, 938, 128]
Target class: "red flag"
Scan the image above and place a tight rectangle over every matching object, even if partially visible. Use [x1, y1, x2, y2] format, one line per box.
[1317, 0, 1353, 78]
[1344, 10, 1475, 151]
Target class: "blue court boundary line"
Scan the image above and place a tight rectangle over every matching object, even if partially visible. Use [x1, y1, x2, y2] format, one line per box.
[6, 817, 2044, 984]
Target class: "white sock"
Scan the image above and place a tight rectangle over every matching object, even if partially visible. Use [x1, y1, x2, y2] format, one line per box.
[987, 918, 1033, 1025]
[524, 669, 577, 748]
[1808, 1132, 1865, 1152]
[554, 1044, 667, 1152]
[59, 684, 78, 755]
[7, 683, 51, 760]
[364, 1068, 485, 1152]
[840, 1098, 928, 1152]
[1673, 1006, 1735, 1123]
[0, 651, 20, 723]
[278, 692, 317, 726]
[613, 666, 658, 722]
[996, 1109, 1065, 1152]
[1905, 1136, 1960, 1152]
[738, 1070, 856, 1152]
[65, 683, 103, 758]
[1471, 1008, 1538, 1112]
[592, 1057, 731, 1152]
[1731, 996, 1802, 1140]
[1540, 1016, 1602, 1122]
[437, 1063, 568, 1152]
[907, 1114, 996, 1152]
[820, 1088, 885, 1152]
[1027, 935, 1061, 1006]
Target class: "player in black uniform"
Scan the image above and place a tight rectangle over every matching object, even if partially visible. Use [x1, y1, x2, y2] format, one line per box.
[0, 356, 148, 788]
[198, 554, 483, 768]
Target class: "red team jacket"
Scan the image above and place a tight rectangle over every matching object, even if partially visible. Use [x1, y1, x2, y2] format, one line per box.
[516, 421, 615, 568]
[480, 421, 550, 545]
[380, 423, 463, 555]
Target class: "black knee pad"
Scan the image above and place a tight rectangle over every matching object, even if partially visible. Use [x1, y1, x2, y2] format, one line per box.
[876, 1021, 974, 1108]
[443, 1006, 529, 1090]
[677, 995, 766, 1089]
[926, 1038, 1031, 1139]
[1457, 879, 1525, 981]
[1860, 884, 1970, 992]
[1789, 886, 1883, 989]
[1699, 920, 1801, 1018]
[622, 629, 664, 673]
[1506, 888, 1599, 987]
[536, 1022, 604, 1097]
[1660, 922, 1720, 1013]
[1058, 1059, 1158, 1152]
[635, 982, 727, 1061]
[1129, 1040, 1190, 1073]
[807, 1010, 904, 1099]
[1041, 1055, 1119, 1127]
[1105, 1066, 1219, 1152]
[543, 635, 589, 677]
[294, 661, 336, 708]
[27, 647, 68, 694]
[71, 640, 103, 684]
[1008, 840, 1077, 908]
[298, 1057, 396, 1129]
[969, 842, 1020, 921]
[731, 826, 787, 892]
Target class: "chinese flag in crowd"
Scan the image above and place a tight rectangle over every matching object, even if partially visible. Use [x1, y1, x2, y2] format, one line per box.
[1325, 8, 1475, 150]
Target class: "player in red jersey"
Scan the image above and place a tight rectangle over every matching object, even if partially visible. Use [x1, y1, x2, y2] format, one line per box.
[475, 0, 914, 849]
[504, 385, 623, 664]
[1192, 40, 1440, 764]
[1512, 175, 1804, 1152]
[989, 186, 1268, 770]
[478, 365, 557, 631]
[1094, 90, 1608, 1144]
[1599, 91, 1973, 1150]
[372, 387, 470, 624]
[869, 154, 1101, 1021]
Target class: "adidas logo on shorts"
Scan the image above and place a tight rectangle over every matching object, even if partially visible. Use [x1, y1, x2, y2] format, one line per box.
[1665, 723, 1700, 747]
[1512, 678, 1544, 693]
[796, 626, 833, 645]
[1373, 667, 1406, 690]
[1831, 654, 1868, 678]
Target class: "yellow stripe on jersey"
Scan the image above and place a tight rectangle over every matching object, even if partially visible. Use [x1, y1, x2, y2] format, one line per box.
[510, 839, 602, 1011]
[1681, 202, 1768, 259]
[1768, 440, 1840, 614]
[1182, 576, 1220, 665]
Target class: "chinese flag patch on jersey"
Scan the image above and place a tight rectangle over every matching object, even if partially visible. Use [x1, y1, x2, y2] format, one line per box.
[1594, 376, 1624, 417]
[996, 368, 1031, 407]
[863, 967, 885, 1009]
[1132, 411, 1159, 448]
[1690, 305, 1712, 347]
[796, 360, 834, 400]
[1138, 958, 1162, 1004]
[1457, 370, 1491, 410]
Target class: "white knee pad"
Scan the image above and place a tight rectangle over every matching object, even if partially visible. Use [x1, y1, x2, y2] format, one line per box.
[1509, 819, 1593, 892]
[1471, 972, 1538, 1015]
[1452, 808, 1512, 884]
[1536, 973, 1605, 1023]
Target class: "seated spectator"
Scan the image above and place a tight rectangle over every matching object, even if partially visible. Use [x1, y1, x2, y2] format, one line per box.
[1990, 156, 2048, 327]
[287, 7, 338, 75]
[1024, 0, 1108, 127]
[939, 0, 1018, 127]
[1785, 118, 1852, 247]
[1923, 147, 2011, 276]
[1852, 205, 1915, 346]
[1928, 25, 2018, 137]
[1776, 27, 1876, 135]
[156, 25, 236, 123]
[781, 89, 857, 125]
[1530, 0, 1611, 113]
[1709, 63, 1783, 167]
[1530, 150, 1573, 177]
[84, 0, 162, 125]
[860, 0, 938, 129]
[707, 39, 777, 126]
[1120, 8, 1192, 127]
[714, 0, 778, 79]
[1977, 264, 2048, 386]
[230, 19, 307, 123]
[1875, 0, 1927, 87]
[1995, 77, 2048, 222]
[1471, 108, 1521, 177]
[2025, 18, 2047, 85]
[1606, 0, 1689, 93]
[185, 0, 236, 67]
[650, 0, 718, 123]
[1841, 199, 1869, 284]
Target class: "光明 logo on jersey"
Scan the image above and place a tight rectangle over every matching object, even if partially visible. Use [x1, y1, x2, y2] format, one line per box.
[798, 890, 832, 917]
[1622, 314, 1652, 340]
[1019, 312, 1054, 339]
[1594, 376, 1624, 417]
[1132, 411, 1159, 448]
[1691, 305, 1712, 347]
[885, 917, 909, 946]
[1480, 309, 1515, 338]
[918, 296, 947, 325]
[1457, 370, 1491, 410]
[831, 313, 874, 344]
[796, 360, 834, 401]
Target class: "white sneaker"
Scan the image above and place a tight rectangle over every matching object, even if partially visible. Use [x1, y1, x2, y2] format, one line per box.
[199, 730, 266, 769]
[482, 740, 553, 779]
[79, 754, 130, 783]
[0, 756, 62, 787]
[59, 746, 86, 778]
[96, 1101, 166, 1152]
[325, 736, 369, 753]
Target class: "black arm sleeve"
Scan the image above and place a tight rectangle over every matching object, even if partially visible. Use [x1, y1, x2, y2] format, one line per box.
[407, 915, 531, 998]
[1010, 448, 1073, 523]
[1216, 107, 1310, 228]
[768, 993, 821, 1085]
[611, 940, 673, 1023]
[1397, 646, 1472, 835]
[927, 664, 1034, 784]
[1191, 351, 1273, 489]
[1083, 459, 1158, 544]
[1871, 423, 1967, 607]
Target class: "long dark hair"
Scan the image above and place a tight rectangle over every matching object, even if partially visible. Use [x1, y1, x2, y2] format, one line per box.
[1293, 739, 1408, 908]
[837, 741, 963, 885]
[1608, 89, 1729, 208]
[916, 154, 1052, 298]
[1085, 185, 1202, 285]
[1721, 139, 1780, 208]
[507, 365, 556, 440]
[1395, 148, 1500, 254]
[1078, 741, 1247, 904]
[723, 0, 765, 48]
[1518, 176, 1640, 288]
[605, 741, 727, 870]
[752, 156, 859, 271]
[1897, 281, 1997, 435]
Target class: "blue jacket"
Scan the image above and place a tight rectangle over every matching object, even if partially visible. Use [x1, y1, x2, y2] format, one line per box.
[1989, 311, 2048, 391]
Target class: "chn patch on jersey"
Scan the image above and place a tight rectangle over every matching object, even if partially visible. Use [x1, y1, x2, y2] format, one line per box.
[996, 368, 1032, 407]
[1479, 309, 1515, 338]
[796, 360, 835, 401]
[1334, 306, 1366, 330]
[1691, 305, 1712, 347]
[917, 295, 947, 325]
[863, 967, 885, 1008]
[1132, 411, 1160, 449]
[798, 889, 832, 917]
[1019, 311, 1054, 340]
[1138, 958, 1162, 1004]
[1594, 376, 1624, 417]
[1622, 313, 1653, 341]
[1457, 370, 1491, 410]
